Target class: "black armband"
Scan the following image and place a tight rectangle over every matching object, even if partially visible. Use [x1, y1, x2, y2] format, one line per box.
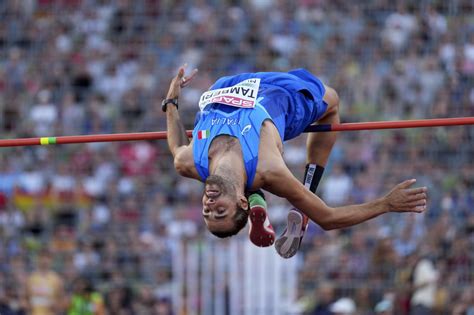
[161, 98, 178, 112]
[303, 164, 325, 194]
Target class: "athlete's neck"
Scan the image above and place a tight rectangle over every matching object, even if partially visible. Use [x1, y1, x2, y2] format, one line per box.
[208, 141, 247, 193]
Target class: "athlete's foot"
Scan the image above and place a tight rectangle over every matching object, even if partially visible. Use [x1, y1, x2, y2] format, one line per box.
[248, 193, 275, 247]
[275, 209, 309, 258]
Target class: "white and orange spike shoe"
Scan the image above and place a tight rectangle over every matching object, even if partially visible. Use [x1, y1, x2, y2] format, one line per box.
[248, 193, 275, 247]
[274, 209, 309, 258]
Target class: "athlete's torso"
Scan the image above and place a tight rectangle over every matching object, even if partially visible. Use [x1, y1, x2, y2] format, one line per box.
[193, 95, 283, 189]
[192, 70, 326, 189]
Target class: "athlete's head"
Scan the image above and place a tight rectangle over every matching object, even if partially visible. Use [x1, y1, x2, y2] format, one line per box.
[202, 174, 248, 238]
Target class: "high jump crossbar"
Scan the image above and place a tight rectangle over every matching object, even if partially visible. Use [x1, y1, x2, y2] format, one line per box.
[0, 117, 472, 148]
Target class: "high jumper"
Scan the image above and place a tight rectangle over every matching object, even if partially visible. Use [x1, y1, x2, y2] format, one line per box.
[164, 65, 428, 258]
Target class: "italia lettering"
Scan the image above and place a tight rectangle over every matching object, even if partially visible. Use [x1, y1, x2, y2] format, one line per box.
[211, 118, 240, 125]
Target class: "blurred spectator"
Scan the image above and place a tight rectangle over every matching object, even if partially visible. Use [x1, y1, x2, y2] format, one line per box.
[131, 285, 155, 314]
[329, 297, 356, 315]
[60, 91, 85, 136]
[66, 277, 105, 315]
[153, 297, 173, 315]
[410, 250, 439, 315]
[0, 204, 25, 238]
[321, 164, 353, 206]
[29, 90, 58, 137]
[382, 3, 418, 51]
[73, 242, 100, 273]
[374, 300, 393, 315]
[0, 284, 28, 315]
[17, 166, 45, 195]
[26, 250, 64, 315]
[309, 282, 335, 315]
[105, 285, 134, 314]
[452, 286, 474, 315]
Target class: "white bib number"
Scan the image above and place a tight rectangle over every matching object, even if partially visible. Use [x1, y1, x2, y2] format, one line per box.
[199, 78, 260, 111]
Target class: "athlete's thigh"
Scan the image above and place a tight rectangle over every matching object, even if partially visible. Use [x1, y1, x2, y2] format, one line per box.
[319, 84, 339, 120]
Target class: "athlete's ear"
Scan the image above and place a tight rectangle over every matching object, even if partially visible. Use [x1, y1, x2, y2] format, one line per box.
[238, 195, 249, 211]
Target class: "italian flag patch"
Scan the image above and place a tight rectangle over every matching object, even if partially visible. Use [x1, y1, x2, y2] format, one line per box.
[197, 129, 210, 139]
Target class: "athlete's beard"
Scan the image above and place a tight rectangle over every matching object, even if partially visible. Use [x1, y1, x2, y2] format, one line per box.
[205, 174, 236, 198]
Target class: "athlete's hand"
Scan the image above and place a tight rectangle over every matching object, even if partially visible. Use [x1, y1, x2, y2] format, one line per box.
[384, 179, 427, 213]
[166, 64, 198, 99]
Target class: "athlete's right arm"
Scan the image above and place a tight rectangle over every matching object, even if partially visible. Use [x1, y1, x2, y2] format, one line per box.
[264, 162, 427, 230]
[166, 104, 190, 157]
[165, 65, 201, 180]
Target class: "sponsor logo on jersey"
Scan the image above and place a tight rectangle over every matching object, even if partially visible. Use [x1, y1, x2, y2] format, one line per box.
[199, 78, 260, 111]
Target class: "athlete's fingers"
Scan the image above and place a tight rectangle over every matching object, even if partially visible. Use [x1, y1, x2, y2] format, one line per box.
[189, 68, 198, 80]
[407, 192, 427, 202]
[181, 69, 198, 87]
[405, 187, 427, 195]
[397, 179, 416, 189]
[413, 205, 427, 213]
[177, 66, 185, 79]
[404, 199, 427, 208]
[400, 204, 427, 213]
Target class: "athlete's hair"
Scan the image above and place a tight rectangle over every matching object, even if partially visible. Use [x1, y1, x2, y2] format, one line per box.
[210, 204, 248, 238]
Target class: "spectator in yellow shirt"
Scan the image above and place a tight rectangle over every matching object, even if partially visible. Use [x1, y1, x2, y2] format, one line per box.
[26, 250, 64, 315]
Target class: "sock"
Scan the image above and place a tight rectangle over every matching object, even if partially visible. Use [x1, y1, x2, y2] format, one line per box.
[246, 189, 265, 200]
[303, 164, 325, 194]
[247, 189, 266, 210]
[248, 193, 266, 208]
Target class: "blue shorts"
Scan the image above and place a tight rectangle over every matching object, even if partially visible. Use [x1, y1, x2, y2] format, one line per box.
[275, 68, 328, 140]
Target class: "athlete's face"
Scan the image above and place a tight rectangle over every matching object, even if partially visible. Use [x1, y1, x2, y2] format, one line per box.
[202, 175, 239, 232]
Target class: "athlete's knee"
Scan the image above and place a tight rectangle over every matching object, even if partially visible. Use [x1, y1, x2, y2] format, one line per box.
[323, 85, 340, 116]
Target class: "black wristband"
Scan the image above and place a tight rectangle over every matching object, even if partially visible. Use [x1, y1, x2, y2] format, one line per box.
[161, 98, 178, 112]
[303, 164, 325, 193]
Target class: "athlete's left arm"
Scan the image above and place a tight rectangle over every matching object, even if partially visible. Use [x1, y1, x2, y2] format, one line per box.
[165, 65, 201, 180]
[264, 162, 427, 230]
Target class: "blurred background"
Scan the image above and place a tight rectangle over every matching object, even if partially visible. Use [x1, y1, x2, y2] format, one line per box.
[0, 0, 473, 314]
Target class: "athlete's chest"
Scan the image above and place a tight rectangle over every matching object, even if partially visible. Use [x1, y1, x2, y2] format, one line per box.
[207, 122, 282, 155]
[207, 135, 240, 158]
[205, 122, 283, 190]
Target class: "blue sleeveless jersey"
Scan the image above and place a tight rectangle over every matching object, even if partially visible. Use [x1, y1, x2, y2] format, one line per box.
[193, 68, 327, 189]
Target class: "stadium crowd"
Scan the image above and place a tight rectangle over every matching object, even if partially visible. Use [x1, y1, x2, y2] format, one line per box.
[0, 0, 473, 314]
